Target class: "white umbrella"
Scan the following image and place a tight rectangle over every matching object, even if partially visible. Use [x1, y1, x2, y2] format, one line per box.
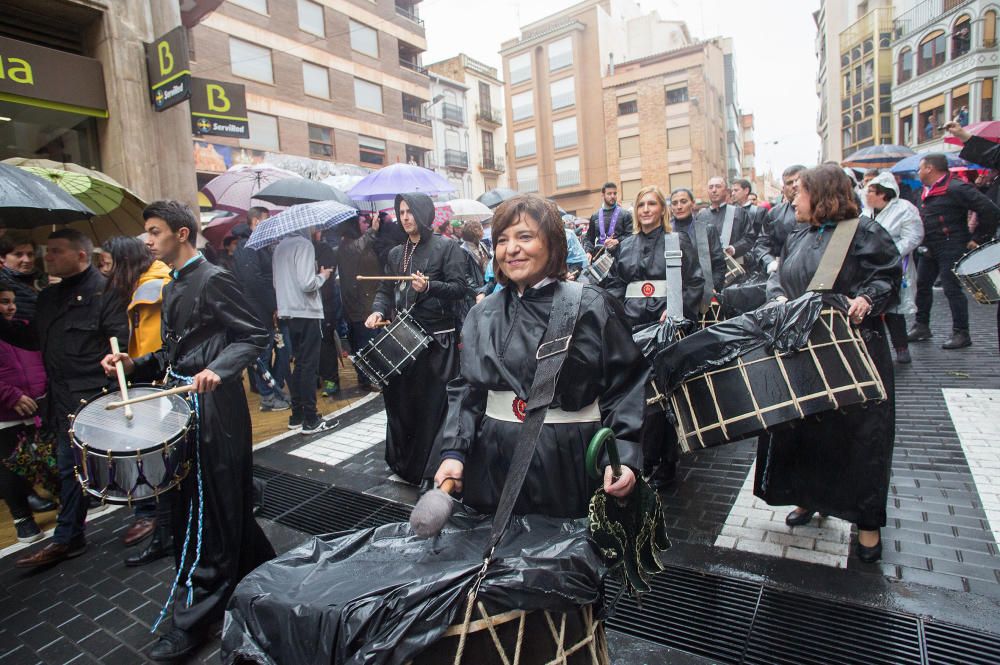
[445, 198, 492, 222]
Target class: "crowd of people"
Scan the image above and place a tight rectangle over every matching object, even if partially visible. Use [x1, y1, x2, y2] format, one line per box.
[0, 120, 998, 661]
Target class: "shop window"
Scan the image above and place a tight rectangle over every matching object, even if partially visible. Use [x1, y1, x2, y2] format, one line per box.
[308, 124, 334, 158]
[918, 30, 946, 74]
[229, 38, 273, 84]
[359, 135, 385, 165]
[952, 16, 971, 58]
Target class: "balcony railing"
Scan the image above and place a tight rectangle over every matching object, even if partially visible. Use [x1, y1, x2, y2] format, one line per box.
[556, 171, 581, 189]
[403, 111, 431, 126]
[477, 107, 503, 126]
[517, 178, 538, 193]
[441, 102, 465, 125]
[893, 0, 972, 41]
[480, 155, 505, 172]
[399, 58, 428, 76]
[444, 150, 469, 170]
[394, 3, 424, 26]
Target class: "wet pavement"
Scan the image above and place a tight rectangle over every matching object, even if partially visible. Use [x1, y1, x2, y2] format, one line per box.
[3, 294, 1000, 663]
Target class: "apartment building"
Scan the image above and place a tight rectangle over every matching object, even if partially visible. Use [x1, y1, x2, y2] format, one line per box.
[839, 5, 896, 157]
[189, 0, 433, 185]
[427, 71, 471, 197]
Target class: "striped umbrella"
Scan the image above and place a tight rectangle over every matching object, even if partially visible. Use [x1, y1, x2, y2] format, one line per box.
[842, 145, 916, 169]
[246, 200, 358, 250]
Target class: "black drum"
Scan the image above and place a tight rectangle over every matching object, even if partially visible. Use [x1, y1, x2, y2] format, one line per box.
[351, 308, 432, 388]
[670, 308, 886, 452]
[954, 239, 1000, 304]
[71, 385, 192, 505]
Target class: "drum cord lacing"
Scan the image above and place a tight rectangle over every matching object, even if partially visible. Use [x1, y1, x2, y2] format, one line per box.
[151, 369, 205, 632]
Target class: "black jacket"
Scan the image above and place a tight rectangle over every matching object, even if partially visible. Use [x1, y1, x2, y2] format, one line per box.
[604, 226, 705, 324]
[751, 201, 806, 270]
[695, 203, 757, 258]
[231, 223, 277, 325]
[673, 216, 727, 293]
[0, 266, 39, 323]
[371, 193, 467, 332]
[960, 135, 1000, 209]
[919, 175, 1000, 245]
[336, 226, 382, 322]
[584, 205, 633, 254]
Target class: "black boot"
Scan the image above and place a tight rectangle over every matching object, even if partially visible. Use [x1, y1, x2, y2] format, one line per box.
[149, 627, 207, 661]
[125, 519, 172, 567]
[906, 323, 932, 342]
[27, 493, 57, 513]
[941, 330, 972, 350]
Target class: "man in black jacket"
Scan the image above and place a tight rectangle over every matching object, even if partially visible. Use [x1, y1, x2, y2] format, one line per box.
[751, 165, 807, 273]
[12, 229, 129, 568]
[909, 152, 1000, 349]
[696, 176, 757, 265]
[584, 182, 633, 257]
[730, 178, 768, 257]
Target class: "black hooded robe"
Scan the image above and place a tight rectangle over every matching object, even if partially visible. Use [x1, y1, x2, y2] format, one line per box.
[754, 218, 901, 529]
[131, 256, 275, 631]
[370, 194, 467, 484]
[440, 283, 646, 517]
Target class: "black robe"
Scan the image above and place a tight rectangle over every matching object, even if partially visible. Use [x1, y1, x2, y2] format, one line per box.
[750, 201, 805, 272]
[695, 203, 757, 258]
[370, 193, 467, 484]
[132, 256, 274, 631]
[755, 218, 901, 528]
[441, 282, 646, 518]
[673, 216, 727, 296]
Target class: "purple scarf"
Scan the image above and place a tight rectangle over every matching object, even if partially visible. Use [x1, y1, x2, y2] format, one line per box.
[597, 205, 621, 244]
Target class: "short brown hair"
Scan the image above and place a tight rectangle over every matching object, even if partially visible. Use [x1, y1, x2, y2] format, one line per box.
[796, 164, 860, 226]
[490, 194, 568, 286]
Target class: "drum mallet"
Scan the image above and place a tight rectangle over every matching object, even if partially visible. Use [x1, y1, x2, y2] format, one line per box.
[410, 478, 457, 538]
[109, 337, 133, 420]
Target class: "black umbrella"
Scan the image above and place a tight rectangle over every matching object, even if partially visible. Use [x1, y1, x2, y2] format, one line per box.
[0, 163, 94, 227]
[477, 187, 518, 210]
[254, 179, 357, 208]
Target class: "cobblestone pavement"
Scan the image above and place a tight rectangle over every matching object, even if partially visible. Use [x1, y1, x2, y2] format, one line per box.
[3, 294, 1000, 663]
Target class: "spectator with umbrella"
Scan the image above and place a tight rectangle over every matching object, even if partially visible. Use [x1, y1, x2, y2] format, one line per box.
[0, 232, 43, 323]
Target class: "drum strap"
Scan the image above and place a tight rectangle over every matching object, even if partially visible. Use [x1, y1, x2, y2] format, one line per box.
[806, 218, 860, 292]
[693, 222, 715, 311]
[663, 232, 684, 322]
[480, 281, 585, 568]
[720, 205, 736, 248]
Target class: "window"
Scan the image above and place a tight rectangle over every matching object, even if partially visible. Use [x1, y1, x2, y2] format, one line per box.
[665, 84, 688, 105]
[349, 20, 379, 57]
[509, 52, 531, 84]
[514, 128, 536, 158]
[897, 48, 913, 84]
[983, 78, 995, 121]
[354, 78, 383, 113]
[231, 0, 267, 13]
[843, 71, 851, 93]
[985, 11, 997, 48]
[229, 38, 273, 84]
[619, 135, 639, 159]
[298, 0, 324, 37]
[667, 126, 690, 148]
[900, 111, 914, 145]
[481, 130, 495, 164]
[511, 90, 533, 122]
[241, 112, 279, 151]
[302, 62, 329, 98]
[952, 16, 971, 58]
[479, 81, 492, 115]
[516, 165, 538, 193]
[617, 95, 638, 115]
[359, 135, 386, 165]
[550, 77, 575, 110]
[548, 37, 572, 71]
[669, 172, 692, 191]
[552, 116, 577, 150]
[918, 30, 946, 74]
[555, 156, 580, 188]
[621, 179, 642, 204]
[308, 124, 334, 158]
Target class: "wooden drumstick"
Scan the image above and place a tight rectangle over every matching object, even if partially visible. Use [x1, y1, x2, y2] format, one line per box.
[355, 275, 416, 281]
[371, 321, 391, 328]
[109, 337, 133, 420]
[105, 384, 196, 410]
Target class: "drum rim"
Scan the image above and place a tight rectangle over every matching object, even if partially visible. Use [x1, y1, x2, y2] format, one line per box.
[70, 384, 193, 457]
[954, 238, 1000, 277]
[76, 459, 192, 506]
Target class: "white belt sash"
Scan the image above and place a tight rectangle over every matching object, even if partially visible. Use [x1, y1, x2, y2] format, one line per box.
[485, 390, 601, 424]
[625, 280, 668, 298]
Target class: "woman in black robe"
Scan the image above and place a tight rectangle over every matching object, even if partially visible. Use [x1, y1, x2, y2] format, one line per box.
[367, 193, 467, 489]
[433, 194, 645, 517]
[755, 164, 901, 563]
[605, 186, 705, 489]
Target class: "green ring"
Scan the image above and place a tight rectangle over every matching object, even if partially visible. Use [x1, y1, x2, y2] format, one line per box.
[586, 427, 615, 480]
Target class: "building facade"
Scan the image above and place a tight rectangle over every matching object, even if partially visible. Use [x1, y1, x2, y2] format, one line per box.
[601, 39, 731, 206]
[427, 54, 507, 196]
[189, 0, 433, 187]
[839, 5, 896, 157]
[890, 0, 998, 152]
[815, 0, 849, 162]
[427, 71, 471, 198]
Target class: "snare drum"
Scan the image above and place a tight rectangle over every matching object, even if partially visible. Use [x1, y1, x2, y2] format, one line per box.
[670, 308, 885, 452]
[723, 253, 746, 287]
[954, 239, 1000, 304]
[71, 385, 193, 505]
[351, 308, 432, 388]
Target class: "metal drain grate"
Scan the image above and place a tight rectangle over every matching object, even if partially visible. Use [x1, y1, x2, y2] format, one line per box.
[924, 620, 1000, 665]
[254, 470, 330, 522]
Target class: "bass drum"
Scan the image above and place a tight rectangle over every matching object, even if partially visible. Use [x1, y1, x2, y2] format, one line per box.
[954, 239, 1000, 304]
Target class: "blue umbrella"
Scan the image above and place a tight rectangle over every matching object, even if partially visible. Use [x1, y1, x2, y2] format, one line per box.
[348, 163, 456, 201]
[890, 151, 982, 174]
[246, 200, 357, 249]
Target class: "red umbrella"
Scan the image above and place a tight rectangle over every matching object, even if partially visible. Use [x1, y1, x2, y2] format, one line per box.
[945, 121, 1000, 146]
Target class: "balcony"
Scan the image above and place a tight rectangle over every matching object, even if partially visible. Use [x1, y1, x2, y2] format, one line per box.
[840, 7, 894, 52]
[476, 107, 503, 127]
[893, 0, 972, 42]
[399, 58, 428, 76]
[556, 171, 581, 189]
[394, 2, 424, 26]
[444, 149, 469, 170]
[403, 110, 431, 126]
[480, 155, 505, 173]
[441, 102, 465, 126]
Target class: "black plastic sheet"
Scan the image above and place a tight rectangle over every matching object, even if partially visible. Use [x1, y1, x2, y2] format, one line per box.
[720, 273, 768, 317]
[653, 292, 837, 394]
[222, 509, 606, 665]
[630, 318, 691, 363]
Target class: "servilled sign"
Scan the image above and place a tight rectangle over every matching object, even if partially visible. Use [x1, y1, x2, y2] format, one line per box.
[145, 26, 191, 111]
[189, 77, 249, 139]
[0, 36, 107, 117]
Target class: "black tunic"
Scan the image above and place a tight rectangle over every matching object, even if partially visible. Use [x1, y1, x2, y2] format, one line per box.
[132, 256, 274, 631]
[604, 226, 705, 326]
[441, 282, 646, 518]
[750, 201, 804, 271]
[755, 217, 901, 528]
[695, 203, 757, 258]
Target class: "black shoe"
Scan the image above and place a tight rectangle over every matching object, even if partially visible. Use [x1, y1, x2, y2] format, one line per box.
[27, 494, 56, 513]
[149, 627, 206, 661]
[288, 413, 303, 430]
[895, 348, 912, 364]
[125, 524, 172, 567]
[14, 518, 43, 543]
[785, 508, 816, 527]
[855, 536, 882, 563]
[301, 417, 336, 434]
[941, 330, 972, 350]
[906, 323, 932, 342]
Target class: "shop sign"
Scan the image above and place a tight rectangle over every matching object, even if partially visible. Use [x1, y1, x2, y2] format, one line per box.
[145, 26, 191, 111]
[0, 36, 107, 117]
[190, 77, 248, 138]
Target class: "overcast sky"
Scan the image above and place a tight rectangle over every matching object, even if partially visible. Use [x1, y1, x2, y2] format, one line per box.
[420, 0, 821, 180]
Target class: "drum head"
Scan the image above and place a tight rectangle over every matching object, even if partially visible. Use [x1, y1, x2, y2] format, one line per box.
[74, 387, 192, 454]
[956, 241, 1000, 275]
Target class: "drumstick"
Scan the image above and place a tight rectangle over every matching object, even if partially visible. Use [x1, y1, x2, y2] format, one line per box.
[105, 384, 196, 410]
[355, 275, 416, 281]
[372, 321, 392, 328]
[109, 337, 133, 421]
